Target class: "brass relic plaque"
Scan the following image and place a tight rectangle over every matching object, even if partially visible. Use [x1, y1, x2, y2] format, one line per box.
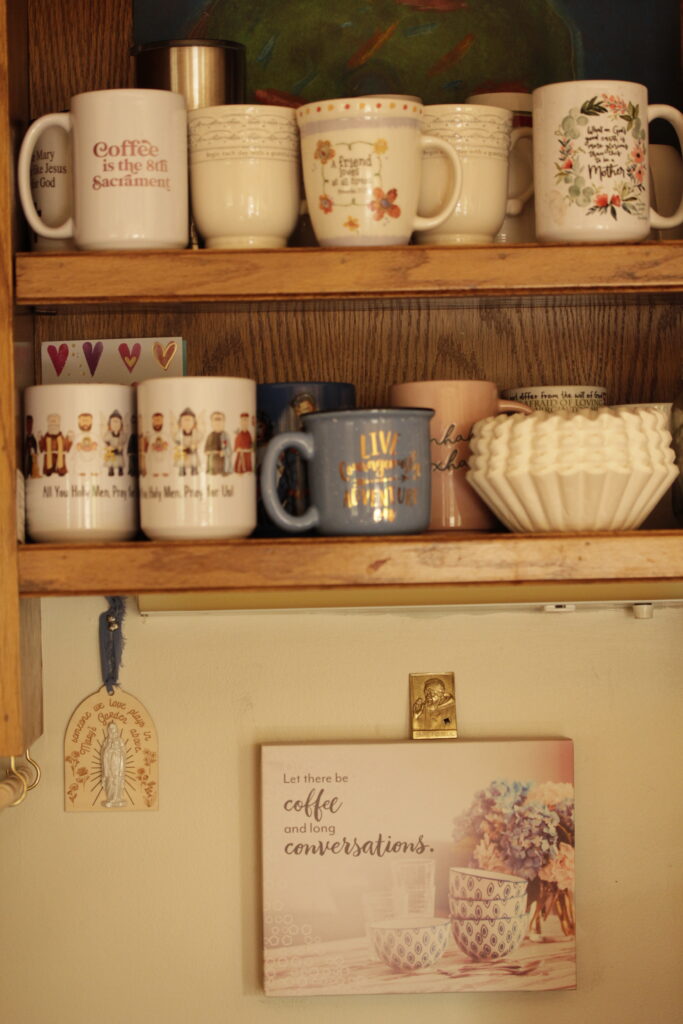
[409, 672, 457, 740]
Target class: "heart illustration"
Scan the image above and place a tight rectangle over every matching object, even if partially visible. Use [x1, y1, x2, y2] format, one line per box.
[47, 343, 69, 377]
[118, 342, 141, 373]
[153, 340, 178, 371]
[83, 341, 104, 376]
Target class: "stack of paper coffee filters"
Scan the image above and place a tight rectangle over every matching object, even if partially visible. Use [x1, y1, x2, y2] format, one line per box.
[467, 406, 679, 532]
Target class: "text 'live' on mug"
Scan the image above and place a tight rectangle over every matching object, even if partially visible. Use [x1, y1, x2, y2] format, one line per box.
[259, 408, 434, 535]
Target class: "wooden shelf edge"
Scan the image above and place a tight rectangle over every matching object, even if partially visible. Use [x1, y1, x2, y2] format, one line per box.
[15, 242, 683, 305]
[17, 530, 683, 598]
[135, 579, 683, 612]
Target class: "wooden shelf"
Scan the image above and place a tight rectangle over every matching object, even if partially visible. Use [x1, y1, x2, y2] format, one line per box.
[17, 531, 683, 607]
[15, 241, 683, 306]
[14, 242, 683, 608]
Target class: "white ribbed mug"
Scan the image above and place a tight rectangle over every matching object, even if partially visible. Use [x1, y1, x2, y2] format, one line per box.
[188, 104, 300, 248]
[416, 103, 533, 245]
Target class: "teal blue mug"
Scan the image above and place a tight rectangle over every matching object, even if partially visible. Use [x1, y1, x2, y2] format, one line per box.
[260, 407, 433, 535]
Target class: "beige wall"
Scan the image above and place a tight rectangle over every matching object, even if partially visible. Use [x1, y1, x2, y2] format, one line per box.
[1, 596, 682, 1023]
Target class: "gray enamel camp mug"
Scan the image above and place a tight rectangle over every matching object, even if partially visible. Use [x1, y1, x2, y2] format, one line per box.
[260, 408, 433, 535]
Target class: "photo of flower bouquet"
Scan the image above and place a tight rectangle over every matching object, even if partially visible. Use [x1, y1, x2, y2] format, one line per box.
[453, 780, 575, 940]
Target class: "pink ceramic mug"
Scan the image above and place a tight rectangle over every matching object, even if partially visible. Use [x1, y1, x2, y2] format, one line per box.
[389, 380, 531, 530]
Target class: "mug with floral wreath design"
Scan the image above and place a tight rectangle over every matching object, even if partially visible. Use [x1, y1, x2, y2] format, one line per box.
[532, 80, 683, 243]
[297, 96, 462, 246]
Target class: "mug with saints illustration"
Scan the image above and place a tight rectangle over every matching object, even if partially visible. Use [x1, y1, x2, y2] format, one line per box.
[137, 376, 256, 539]
[533, 79, 683, 242]
[24, 383, 138, 542]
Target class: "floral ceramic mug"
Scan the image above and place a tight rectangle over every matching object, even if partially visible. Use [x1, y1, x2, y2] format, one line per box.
[297, 96, 462, 246]
[532, 80, 683, 243]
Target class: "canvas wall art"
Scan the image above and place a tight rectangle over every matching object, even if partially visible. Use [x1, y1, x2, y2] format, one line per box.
[134, 1, 681, 122]
[261, 739, 575, 996]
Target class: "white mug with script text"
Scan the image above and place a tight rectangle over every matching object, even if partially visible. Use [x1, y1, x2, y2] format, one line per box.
[18, 89, 188, 250]
[389, 380, 531, 530]
[533, 79, 683, 243]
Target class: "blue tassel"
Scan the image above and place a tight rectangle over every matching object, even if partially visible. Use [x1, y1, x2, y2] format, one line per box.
[99, 596, 126, 695]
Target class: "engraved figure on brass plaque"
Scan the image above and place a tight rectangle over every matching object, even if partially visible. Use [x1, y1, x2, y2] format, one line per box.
[410, 673, 457, 738]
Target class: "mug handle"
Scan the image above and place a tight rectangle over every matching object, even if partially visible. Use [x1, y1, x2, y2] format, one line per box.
[413, 134, 463, 232]
[648, 105, 683, 230]
[497, 399, 534, 415]
[18, 112, 74, 240]
[505, 126, 534, 217]
[260, 431, 319, 534]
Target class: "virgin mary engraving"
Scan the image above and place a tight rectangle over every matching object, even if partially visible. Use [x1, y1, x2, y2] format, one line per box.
[101, 722, 128, 807]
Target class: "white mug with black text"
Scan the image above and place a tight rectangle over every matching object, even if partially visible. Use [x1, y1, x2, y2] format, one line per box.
[533, 79, 683, 243]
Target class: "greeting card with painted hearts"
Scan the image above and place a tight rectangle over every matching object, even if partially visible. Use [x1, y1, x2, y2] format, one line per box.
[40, 337, 186, 385]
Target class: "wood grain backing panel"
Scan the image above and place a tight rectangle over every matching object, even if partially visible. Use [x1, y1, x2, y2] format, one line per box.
[17, 532, 683, 596]
[28, 0, 133, 116]
[15, 244, 683, 304]
[32, 297, 682, 407]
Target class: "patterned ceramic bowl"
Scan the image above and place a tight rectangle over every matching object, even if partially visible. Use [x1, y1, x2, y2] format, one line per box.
[368, 916, 450, 972]
[449, 867, 528, 901]
[450, 912, 529, 961]
[448, 894, 527, 919]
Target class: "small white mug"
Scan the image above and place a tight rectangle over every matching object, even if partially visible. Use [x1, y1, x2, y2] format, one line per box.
[18, 88, 189, 250]
[137, 376, 256, 539]
[533, 79, 683, 243]
[467, 91, 535, 243]
[188, 104, 300, 248]
[415, 103, 533, 245]
[24, 384, 138, 542]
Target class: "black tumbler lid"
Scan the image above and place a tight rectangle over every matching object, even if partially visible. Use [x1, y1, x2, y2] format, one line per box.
[131, 38, 245, 56]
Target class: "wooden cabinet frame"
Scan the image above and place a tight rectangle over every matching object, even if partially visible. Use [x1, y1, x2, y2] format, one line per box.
[1, 0, 683, 752]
